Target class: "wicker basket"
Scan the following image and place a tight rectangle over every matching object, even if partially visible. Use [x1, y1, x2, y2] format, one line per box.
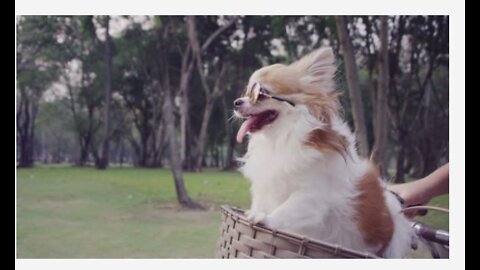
[217, 205, 379, 259]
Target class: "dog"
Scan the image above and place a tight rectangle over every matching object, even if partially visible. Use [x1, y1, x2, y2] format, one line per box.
[233, 48, 412, 258]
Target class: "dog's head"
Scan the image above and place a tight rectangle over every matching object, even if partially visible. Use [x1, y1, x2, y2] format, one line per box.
[234, 47, 340, 143]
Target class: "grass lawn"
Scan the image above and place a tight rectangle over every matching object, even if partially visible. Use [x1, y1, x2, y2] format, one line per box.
[16, 166, 448, 258]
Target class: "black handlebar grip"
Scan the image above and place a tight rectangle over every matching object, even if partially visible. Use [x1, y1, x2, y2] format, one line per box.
[412, 221, 449, 246]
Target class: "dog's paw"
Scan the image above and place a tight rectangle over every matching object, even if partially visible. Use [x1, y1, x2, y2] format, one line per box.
[245, 210, 267, 225]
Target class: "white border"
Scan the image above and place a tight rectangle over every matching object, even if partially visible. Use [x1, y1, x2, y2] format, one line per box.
[448, 9, 466, 266]
[14, 258, 465, 270]
[15, 1, 465, 270]
[16, 0, 458, 15]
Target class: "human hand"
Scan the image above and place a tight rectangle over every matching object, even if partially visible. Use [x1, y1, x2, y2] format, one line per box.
[389, 180, 430, 218]
[388, 164, 449, 218]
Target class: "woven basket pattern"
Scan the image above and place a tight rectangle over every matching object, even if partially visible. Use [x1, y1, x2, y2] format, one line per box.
[217, 205, 379, 259]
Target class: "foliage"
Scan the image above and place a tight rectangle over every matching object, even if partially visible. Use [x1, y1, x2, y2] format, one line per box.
[17, 16, 61, 167]
[17, 16, 449, 180]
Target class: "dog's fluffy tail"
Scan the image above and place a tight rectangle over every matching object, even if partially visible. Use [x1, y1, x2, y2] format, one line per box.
[382, 191, 413, 258]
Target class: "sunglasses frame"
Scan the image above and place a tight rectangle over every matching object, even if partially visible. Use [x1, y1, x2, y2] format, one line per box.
[247, 82, 295, 107]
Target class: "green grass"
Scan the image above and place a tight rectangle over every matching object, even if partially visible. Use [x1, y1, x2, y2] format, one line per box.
[17, 166, 448, 258]
[415, 195, 449, 230]
[17, 166, 249, 258]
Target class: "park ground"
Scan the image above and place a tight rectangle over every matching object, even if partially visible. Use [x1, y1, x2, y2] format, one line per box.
[16, 166, 448, 258]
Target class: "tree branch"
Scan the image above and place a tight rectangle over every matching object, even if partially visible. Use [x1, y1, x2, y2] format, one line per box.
[186, 16, 212, 95]
[212, 61, 227, 99]
[201, 17, 237, 51]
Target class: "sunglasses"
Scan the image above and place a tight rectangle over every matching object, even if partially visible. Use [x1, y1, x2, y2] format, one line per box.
[245, 82, 295, 107]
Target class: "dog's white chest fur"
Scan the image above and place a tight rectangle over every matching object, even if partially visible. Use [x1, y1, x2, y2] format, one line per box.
[240, 111, 367, 249]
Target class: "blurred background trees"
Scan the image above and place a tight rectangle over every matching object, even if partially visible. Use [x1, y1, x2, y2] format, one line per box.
[16, 15, 449, 183]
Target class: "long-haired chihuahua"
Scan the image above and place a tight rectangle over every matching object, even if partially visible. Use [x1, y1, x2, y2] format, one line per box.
[234, 48, 411, 258]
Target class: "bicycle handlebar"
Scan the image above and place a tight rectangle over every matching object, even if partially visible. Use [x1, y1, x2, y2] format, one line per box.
[411, 221, 449, 246]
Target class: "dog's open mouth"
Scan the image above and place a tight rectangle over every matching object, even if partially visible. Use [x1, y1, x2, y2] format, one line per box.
[236, 110, 279, 143]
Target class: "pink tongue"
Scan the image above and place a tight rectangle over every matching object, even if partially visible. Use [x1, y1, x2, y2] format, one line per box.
[236, 117, 255, 143]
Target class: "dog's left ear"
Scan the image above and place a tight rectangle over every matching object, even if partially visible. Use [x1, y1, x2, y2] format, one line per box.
[292, 47, 336, 93]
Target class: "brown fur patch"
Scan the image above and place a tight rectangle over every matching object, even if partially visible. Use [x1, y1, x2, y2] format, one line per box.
[304, 92, 341, 124]
[254, 64, 299, 95]
[304, 128, 348, 156]
[247, 56, 340, 123]
[354, 164, 394, 251]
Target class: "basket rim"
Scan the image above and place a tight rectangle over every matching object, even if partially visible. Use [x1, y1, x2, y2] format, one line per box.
[220, 204, 380, 258]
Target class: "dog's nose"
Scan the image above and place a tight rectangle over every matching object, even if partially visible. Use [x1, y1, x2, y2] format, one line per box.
[234, 98, 244, 107]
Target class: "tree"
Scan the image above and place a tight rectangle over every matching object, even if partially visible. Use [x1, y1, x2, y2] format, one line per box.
[370, 16, 390, 176]
[386, 16, 449, 182]
[157, 17, 201, 209]
[35, 98, 77, 163]
[186, 16, 234, 171]
[17, 15, 449, 178]
[17, 16, 59, 167]
[96, 16, 113, 169]
[49, 16, 105, 166]
[175, 22, 195, 170]
[115, 20, 166, 167]
[335, 16, 370, 157]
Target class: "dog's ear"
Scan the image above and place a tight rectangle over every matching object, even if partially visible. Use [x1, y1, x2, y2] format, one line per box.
[292, 47, 336, 93]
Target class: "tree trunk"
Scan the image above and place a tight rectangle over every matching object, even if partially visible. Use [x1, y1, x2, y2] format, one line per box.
[193, 98, 215, 171]
[77, 105, 95, 166]
[119, 141, 125, 167]
[78, 141, 90, 166]
[179, 46, 195, 170]
[163, 81, 201, 209]
[152, 122, 165, 167]
[164, 89, 196, 207]
[66, 84, 83, 166]
[17, 93, 36, 168]
[129, 137, 141, 166]
[419, 79, 435, 177]
[179, 87, 190, 168]
[371, 16, 390, 176]
[222, 93, 236, 170]
[335, 16, 370, 157]
[96, 16, 113, 170]
[395, 135, 406, 183]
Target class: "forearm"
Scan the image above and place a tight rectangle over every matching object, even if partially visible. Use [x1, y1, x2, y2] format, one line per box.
[419, 163, 449, 201]
[388, 163, 449, 206]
